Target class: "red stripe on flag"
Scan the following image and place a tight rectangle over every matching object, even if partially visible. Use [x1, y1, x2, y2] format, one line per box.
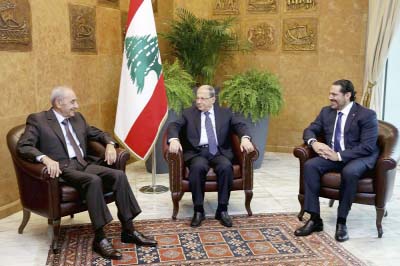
[124, 75, 168, 158]
[126, 0, 144, 31]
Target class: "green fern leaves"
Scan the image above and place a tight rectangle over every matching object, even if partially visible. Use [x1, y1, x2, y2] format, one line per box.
[219, 70, 284, 123]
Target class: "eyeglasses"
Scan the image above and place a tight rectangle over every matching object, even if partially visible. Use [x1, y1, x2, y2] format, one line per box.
[196, 96, 213, 101]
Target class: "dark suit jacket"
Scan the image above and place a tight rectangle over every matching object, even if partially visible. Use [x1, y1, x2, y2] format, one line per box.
[303, 102, 379, 169]
[17, 109, 115, 169]
[167, 104, 251, 162]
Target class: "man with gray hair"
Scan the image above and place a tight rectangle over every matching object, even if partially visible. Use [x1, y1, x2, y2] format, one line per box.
[17, 86, 157, 260]
[168, 85, 254, 227]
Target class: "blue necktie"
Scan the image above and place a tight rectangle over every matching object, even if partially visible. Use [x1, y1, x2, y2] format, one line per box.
[333, 112, 343, 152]
[204, 111, 218, 155]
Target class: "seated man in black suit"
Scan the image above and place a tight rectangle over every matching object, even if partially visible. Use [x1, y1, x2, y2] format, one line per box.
[17, 86, 157, 260]
[167, 85, 254, 227]
[294, 79, 379, 242]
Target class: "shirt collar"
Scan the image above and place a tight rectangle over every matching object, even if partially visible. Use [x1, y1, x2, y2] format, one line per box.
[52, 109, 68, 124]
[338, 101, 353, 116]
[203, 105, 214, 115]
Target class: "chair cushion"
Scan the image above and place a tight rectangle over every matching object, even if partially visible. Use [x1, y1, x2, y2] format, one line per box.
[60, 184, 81, 202]
[184, 165, 241, 180]
[321, 172, 374, 193]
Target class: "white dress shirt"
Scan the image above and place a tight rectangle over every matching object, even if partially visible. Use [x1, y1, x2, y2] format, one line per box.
[198, 106, 219, 146]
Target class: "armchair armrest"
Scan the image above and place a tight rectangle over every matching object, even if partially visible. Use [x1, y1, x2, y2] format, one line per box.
[242, 147, 259, 190]
[293, 144, 316, 161]
[12, 157, 60, 218]
[165, 150, 184, 193]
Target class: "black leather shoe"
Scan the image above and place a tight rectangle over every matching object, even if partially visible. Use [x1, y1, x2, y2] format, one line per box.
[93, 238, 122, 260]
[121, 230, 157, 247]
[335, 224, 349, 242]
[191, 212, 205, 227]
[294, 219, 323, 236]
[215, 211, 233, 227]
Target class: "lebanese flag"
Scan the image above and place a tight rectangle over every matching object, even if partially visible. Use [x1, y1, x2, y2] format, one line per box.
[114, 0, 168, 160]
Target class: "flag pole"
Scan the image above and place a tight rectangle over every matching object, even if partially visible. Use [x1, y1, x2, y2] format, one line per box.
[139, 145, 169, 194]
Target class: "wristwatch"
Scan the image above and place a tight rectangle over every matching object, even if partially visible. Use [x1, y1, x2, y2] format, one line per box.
[308, 138, 317, 147]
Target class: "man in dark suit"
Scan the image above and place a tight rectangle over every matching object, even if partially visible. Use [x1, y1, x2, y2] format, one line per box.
[294, 79, 379, 242]
[17, 86, 157, 260]
[168, 85, 254, 227]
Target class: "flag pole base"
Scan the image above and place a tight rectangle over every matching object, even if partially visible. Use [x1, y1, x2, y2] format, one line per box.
[139, 185, 169, 194]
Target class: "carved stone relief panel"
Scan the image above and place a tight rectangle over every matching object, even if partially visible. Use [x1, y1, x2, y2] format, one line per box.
[247, 21, 277, 51]
[213, 0, 239, 15]
[120, 11, 127, 51]
[225, 25, 241, 51]
[247, 0, 278, 14]
[152, 0, 157, 13]
[98, 0, 119, 9]
[284, 0, 317, 12]
[0, 0, 32, 51]
[69, 4, 97, 53]
[282, 18, 317, 51]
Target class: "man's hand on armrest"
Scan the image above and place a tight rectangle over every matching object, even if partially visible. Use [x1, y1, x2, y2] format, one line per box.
[240, 137, 254, 153]
[168, 139, 182, 154]
[105, 143, 117, 165]
[41, 156, 62, 178]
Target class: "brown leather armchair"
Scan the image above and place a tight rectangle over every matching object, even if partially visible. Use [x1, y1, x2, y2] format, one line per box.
[7, 125, 130, 252]
[294, 120, 399, 238]
[162, 131, 259, 219]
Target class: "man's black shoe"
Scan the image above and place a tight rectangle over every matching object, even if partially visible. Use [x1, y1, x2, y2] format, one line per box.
[335, 224, 349, 242]
[93, 238, 122, 260]
[294, 219, 323, 236]
[215, 211, 233, 227]
[191, 212, 205, 227]
[121, 230, 157, 246]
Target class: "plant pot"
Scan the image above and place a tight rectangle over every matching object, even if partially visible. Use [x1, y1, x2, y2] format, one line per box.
[145, 109, 179, 174]
[241, 115, 269, 169]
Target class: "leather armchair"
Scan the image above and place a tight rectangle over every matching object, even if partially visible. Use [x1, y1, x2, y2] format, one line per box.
[6, 125, 130, 252]
[294, 120, 400, 238]
[162, 131, 259, 219]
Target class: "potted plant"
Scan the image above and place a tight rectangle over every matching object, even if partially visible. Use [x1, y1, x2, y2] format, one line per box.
[146, 59, 195, 173]
[163, 8, 242, 85]
[219, 69, 284, 168]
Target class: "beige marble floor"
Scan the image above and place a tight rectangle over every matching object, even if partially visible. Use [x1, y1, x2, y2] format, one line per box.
[0, 152, 399, 266]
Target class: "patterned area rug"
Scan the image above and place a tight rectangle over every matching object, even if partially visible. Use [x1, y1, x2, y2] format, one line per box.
[46, 213, 365, 265]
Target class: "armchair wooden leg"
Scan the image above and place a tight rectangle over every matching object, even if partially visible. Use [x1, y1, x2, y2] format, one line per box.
[50, 219, 61, 253]
[376, 207, 385, 238]
[245, 190, 253, 216]
[18, 208, 31, 234]
[171, 192, 184, 220]
[329, 199, 335, 207]
[297, 194, 305, 221]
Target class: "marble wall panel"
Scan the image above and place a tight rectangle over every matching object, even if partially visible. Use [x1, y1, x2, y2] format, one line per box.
[71, 55, 98, 105]
[98, 0, 119, 9]
[0, 53, 36, 117]
[100, 100, 117, 134]
[35, 55, 72, 110]
[31, 0, 70, 54]
[97, 55, 121, 102]
[319, 14, 366, 56]
[96, 6, 122, 55]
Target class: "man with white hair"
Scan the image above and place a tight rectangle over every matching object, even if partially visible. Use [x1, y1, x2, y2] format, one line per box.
[17, 86, 157, 260]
